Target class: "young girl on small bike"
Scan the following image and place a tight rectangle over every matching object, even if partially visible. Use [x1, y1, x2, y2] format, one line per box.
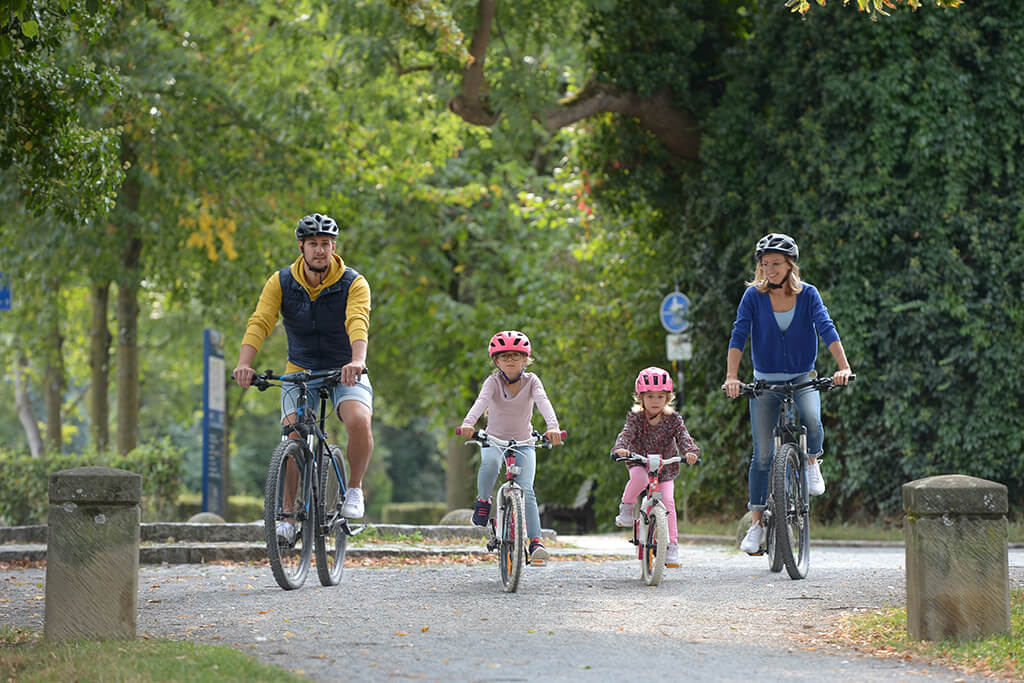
[458, 330, 563, 565]
[611, 367, 701, 568]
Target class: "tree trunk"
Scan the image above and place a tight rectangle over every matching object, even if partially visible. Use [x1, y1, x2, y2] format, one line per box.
[43, 277, 64, 454]
[116, 138, 142, 455]
[445, 432, 476, 511]
[90, 280, 111, 452]
[13, 356, 44, 458]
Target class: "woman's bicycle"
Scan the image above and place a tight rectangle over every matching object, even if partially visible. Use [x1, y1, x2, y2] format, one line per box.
[738, 374, 854, 580]
[612, 452, 700, 586]
[252, 369, 367, 590]
[461, 428, 565, 593]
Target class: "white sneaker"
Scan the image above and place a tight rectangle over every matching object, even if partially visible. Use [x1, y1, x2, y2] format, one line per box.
[340, 487, 365, 518]
[665, 543, 679, 567]
[614, 502, 633, 527]
[276, 520, 296, 545]
[807, 461, 826, 496]
[740, 522, 765, 554]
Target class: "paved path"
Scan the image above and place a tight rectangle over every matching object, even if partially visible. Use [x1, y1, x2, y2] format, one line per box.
[4, 536, 1022, 681]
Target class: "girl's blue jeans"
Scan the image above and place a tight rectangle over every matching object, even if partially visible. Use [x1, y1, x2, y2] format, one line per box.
[748, 373, 824, 511]
[477, 445, 542, 539]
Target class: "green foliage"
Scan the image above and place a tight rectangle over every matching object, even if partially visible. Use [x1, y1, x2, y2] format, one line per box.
[693, 0, 1024, 516]
[380, 501, 448, 525]
[0, 438, 183, 525]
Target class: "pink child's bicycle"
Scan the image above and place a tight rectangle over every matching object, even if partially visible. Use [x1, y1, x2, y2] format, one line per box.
[612, 451, 700, 586]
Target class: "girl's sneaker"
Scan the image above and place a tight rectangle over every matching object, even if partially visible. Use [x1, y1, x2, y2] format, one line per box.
[740, 522, 766, 555]
[665, 543, 680, 568]
[529, 539, 549, 565]
[614, 502, 633, 527]
[472, 498, 491, 526]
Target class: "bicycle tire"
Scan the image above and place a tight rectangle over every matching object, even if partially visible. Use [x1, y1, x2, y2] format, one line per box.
[315, 444, 348, 586]
[641, 505, 668, 586]
[265, 439, 313, 590]
[499, 488, 526, 593]
[766, 506, 783, 573]
[772, 443, 810, 580]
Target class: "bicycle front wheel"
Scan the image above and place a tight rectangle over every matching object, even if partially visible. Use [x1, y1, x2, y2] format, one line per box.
[771, 443, 810, 580]
[315, 444, 348, 586]
[641, 504, 668, 586]
[499, 488, 526, 593]
[265, 439, 313, 590]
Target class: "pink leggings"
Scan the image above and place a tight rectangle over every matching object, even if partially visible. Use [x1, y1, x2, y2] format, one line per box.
[621, 467, 677, 544]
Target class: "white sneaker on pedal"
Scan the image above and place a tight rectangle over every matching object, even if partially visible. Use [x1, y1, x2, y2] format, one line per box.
[340, 487, 365, 519]
[614, 502, 633, 527]
[740, 522, 765, 554]
[807, 461, 826, 496]
[276, 520, 296, 545]
[665, 543, 680, 567]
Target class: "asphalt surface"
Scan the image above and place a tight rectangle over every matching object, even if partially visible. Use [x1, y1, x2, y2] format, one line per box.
[4, 536, 1023, 682]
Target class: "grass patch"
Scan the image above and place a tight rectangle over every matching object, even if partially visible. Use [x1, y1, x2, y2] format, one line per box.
[0, 628, 306, 682]
[826, 589, 1024, 681]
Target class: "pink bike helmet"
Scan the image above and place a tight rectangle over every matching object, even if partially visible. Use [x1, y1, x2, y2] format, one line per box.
[635, 366, 673, 394]
[489, 330, 531, 358]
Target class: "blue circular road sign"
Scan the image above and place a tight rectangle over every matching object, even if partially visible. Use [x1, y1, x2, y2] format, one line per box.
[660, 292, 691, 333]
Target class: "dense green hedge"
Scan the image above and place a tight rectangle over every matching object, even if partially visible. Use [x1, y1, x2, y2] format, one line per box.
[0, 439, 184, 526]
[380, 502, 449, 525]
[540, 0, 1024, 525]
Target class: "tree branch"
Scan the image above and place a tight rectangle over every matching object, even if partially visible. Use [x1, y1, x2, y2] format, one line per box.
[446, 1, 699, 160]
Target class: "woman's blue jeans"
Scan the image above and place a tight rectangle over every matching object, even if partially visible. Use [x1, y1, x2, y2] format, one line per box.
[747, 374, 824, 511]
[477, 445, 542, 539]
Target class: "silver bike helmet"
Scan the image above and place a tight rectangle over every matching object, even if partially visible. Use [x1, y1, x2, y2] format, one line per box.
[295, 213, 340, 240]
[754, 233, 799, 261]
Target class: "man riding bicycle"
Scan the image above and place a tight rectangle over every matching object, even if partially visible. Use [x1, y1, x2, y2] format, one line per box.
[232, 213, 374, 542]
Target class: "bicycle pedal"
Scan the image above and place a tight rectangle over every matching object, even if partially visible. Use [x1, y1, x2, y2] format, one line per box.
[746, 549, 766, 557]
[665, 562, 680, 568]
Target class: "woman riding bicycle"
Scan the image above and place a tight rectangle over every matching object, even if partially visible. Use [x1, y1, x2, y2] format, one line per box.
[722, 233, 853, 555]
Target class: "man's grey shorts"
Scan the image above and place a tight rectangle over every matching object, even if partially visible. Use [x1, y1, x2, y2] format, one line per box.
[280, 371, 373, 421]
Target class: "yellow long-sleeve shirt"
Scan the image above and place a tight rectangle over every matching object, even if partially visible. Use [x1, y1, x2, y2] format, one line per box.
[242, 253, 371, 372]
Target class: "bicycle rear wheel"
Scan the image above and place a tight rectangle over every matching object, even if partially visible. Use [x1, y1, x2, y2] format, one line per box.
[641, 505, 668, 586]
[771, 443, 810, 579]
[315, 444, 348, 586]
[499, 488, 526, 593]
[265, 439, 313, 590]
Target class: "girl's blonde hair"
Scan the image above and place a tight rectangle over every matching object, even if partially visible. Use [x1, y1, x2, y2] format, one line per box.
[630, 392, 676, 415]
[747, 255, 804, 295]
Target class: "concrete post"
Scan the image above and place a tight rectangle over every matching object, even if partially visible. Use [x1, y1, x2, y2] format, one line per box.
[903, 474, 1010, 641]
[45, 466, 141, 641]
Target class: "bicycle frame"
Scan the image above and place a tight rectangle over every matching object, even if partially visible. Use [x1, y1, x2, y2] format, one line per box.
[616, 453, 682, 557]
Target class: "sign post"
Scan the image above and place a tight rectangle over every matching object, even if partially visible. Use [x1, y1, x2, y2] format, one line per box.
[202, 329, 227, 518]
[660, 291, 692, 404]
[0, 273, 11, 312]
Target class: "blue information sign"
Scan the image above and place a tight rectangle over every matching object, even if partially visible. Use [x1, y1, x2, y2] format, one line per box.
[659, 291, 691, 333]
[0, 273, 10, 312]
[202, 329, 227, 517]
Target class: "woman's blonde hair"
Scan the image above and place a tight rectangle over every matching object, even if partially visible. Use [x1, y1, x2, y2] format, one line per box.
[630, 392, 676, 415]
[747, 255, 804, 295]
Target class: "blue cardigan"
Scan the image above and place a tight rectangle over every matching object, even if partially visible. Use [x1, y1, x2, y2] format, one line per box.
[728, 284, 840, 375]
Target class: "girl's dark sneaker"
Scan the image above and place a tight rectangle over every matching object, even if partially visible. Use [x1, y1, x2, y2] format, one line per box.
[472, 498, 491, 526]
[529, 539, 549, 565]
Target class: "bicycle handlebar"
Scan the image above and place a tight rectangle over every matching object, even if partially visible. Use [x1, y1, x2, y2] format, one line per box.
[611, 452, 701, 466]
[251, 368, 368, 392]
[458, 428, 567, 450]
[738, 374, 856, 399]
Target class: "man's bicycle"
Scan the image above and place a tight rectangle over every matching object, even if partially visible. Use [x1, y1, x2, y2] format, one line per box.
[252, 369, 367, 590]
[738, 375, 854, 580]
[612, 452, 699, 586]
[461, 428, 565, 593]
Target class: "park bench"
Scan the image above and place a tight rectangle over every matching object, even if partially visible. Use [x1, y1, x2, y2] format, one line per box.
[539, 477, 596, 534]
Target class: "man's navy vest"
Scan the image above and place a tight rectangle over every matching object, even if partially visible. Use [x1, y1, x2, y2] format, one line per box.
[279, 265, 359, 370]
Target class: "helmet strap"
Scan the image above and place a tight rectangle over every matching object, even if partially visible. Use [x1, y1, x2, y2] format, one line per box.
[767, 280, 785, 290]
[498, 369, 522, 385]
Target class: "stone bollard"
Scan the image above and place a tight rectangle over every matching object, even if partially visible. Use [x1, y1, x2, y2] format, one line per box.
[903, 474, 1010, 641]
[45, 466, 142, 641]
